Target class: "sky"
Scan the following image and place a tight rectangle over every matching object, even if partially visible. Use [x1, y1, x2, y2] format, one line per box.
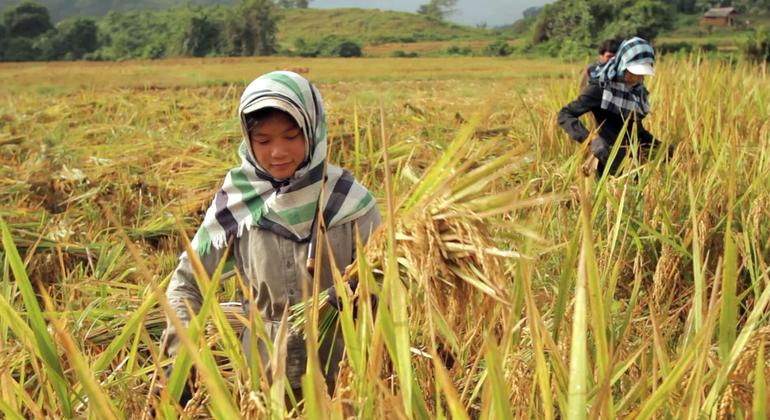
[311, 0, 554, 27]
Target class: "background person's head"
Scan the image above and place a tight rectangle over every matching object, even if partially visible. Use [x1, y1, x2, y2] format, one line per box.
[594, 37, 655, 86]
[622, 50, 656, 86]
[245, 107, 307, 180]
[598, 38, 621, 63]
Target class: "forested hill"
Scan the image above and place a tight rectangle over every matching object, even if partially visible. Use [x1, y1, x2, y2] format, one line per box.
[0, 1, 491, 61]
[276, 8, 486, 45]
[0, 0, 236, 21]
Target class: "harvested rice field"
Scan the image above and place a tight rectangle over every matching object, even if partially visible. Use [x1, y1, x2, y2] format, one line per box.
[1, 56, 769, 418]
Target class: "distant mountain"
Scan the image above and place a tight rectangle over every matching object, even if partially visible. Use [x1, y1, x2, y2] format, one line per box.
[0, 0, 236, 21]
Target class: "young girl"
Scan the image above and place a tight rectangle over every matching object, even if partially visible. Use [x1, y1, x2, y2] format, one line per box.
[558, 37, 671, 177]
[163, 71, 381, 403]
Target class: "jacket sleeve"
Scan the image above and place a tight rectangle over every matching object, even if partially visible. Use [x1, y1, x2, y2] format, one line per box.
[635, 118, 658, 146]
[557, 84, 603, 143]
[635, 119, 674, 159]
[163, 245, 226, 356]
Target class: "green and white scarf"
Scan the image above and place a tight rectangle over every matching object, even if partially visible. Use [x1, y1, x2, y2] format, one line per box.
[192, 71, 375, 256]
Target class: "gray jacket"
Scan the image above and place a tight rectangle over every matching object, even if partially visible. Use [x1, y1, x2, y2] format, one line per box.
[164, 205, 381, 389]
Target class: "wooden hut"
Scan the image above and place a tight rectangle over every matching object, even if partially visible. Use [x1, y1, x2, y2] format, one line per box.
[700, 7, 740, 27]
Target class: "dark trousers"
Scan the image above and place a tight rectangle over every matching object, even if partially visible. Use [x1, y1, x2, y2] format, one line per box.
[239, 323, 342, 401]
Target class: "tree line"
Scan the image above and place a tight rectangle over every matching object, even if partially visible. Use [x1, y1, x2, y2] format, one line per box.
[0, 0, 462, 61]
[0, 0, 316, 61]
[522, 0, 770, 59]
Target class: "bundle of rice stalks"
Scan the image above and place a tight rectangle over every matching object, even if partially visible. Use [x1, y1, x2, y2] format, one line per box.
[291, 111, 560, 365]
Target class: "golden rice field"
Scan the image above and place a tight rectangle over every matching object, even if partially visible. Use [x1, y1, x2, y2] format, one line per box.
[1, 56, 769, 419]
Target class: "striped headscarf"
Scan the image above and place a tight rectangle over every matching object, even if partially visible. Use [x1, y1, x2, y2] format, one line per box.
[590, 37, 655, 117]
[191, 71, 376, 256]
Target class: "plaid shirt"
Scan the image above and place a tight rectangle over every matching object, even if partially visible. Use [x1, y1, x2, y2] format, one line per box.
[557, 79, 657, 147]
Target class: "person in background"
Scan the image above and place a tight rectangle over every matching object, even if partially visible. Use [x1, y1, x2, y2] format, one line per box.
[558, 37, 672, 178]
[159, 71, 380, 410]
[580, 38, 621, 88]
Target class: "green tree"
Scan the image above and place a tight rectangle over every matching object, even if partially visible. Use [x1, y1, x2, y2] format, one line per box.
[0, 22, 7, 59]
[227, 0, 278, 56]
[326, 38, 361, 57]
[522, 6, 542, 19]
[276, 0, 311, 7]
[417, 0, 457, 21]
[530, 0, 600, 47]
[695, 0, 716, 11]
[3, 1, 52, 38]
[745, 27, 770, 62]
[56, 17, 98, 59]
[291, 36, 362, 57]
[180, 12, 221, 56]
[96, 10, 172, 59]
[601, 0, 674, 41]
[2, 37, 39, 60]
[733, 0, 770, 13]
[672, 0, 698, 13]
[529, 0, 674, 57]
[484, 39, 513, 56]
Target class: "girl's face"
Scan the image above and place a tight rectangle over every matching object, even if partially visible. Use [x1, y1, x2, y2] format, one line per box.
[249, 111, 307, 180]
[624, 71, 644, 87]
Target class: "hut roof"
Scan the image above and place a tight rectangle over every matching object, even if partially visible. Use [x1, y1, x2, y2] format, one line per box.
[703, 7, 738, 18]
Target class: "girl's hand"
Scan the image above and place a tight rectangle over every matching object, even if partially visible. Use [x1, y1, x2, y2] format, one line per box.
[327, 279, 358, 311]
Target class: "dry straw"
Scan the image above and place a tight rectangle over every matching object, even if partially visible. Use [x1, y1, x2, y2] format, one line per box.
[0, 56, 769, 418]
